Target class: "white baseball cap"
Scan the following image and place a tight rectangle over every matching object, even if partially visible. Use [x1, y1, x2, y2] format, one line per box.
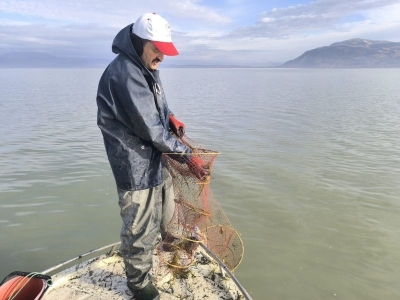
[132, 13, 179, 56]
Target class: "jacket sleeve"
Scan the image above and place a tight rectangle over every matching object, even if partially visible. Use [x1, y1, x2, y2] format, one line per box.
[110, 68, 190, 155]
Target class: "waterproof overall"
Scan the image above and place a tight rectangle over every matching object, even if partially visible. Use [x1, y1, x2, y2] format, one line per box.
[96, 24, 190, 288]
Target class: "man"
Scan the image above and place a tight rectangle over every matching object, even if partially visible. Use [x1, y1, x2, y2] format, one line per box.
[96, 12, 208, 300]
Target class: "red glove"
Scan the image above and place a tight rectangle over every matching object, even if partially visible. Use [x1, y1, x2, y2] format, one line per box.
[187, 156, 209, 180]
[169, 115, 185, 138]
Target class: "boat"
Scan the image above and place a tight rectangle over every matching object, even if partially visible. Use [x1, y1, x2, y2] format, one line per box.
[40, 241, 252, 300]
[1, 138, 251, 299]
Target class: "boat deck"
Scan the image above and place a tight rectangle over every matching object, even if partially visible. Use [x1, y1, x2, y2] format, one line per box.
[44, 247, 245, 300]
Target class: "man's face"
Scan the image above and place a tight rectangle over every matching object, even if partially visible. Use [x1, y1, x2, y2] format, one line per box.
[140, 41, 164, 70]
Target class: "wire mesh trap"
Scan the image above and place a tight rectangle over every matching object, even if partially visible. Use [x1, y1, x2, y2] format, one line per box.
[158, 135, 244, 272]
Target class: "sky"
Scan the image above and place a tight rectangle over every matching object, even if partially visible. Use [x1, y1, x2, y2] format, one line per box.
[0, 0, 399, 66]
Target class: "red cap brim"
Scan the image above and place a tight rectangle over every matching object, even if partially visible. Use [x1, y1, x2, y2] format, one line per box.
[153, 41, 179, 56]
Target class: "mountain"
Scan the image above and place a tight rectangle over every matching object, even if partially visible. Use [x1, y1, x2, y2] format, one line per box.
[281, 38, 400, 68]
[0, 52, 110, 68]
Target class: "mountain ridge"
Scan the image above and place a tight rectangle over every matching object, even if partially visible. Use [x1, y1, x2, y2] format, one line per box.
[0, 52, 110, 68]
[281, 38, 400, 68]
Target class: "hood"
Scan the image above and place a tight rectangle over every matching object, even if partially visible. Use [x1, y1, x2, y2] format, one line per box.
[112, 24, 143, 69]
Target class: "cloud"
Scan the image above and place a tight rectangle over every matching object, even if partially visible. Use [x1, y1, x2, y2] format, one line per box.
[231, 0, 400, 38]
[191, 0, 400, 62]
[163, 1, 231, 24]
[0, 1, 146, 27]
[0, 0, 399, 66]
[0, 0, 230, 27]
[0, 23, 115, 59]
[0, 0, 231, 59]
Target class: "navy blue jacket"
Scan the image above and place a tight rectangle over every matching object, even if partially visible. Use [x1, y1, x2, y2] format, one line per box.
[96, 24, 190, 191]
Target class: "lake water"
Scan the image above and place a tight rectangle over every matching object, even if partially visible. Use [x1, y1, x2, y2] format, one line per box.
[1, 68, 400, 300]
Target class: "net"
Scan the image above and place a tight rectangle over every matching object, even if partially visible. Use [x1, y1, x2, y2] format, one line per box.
[158, 135, 244, 272]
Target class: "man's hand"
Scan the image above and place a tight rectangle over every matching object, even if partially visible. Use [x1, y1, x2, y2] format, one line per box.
[169, 115, 185, 138]
[187, 156, 209, 181]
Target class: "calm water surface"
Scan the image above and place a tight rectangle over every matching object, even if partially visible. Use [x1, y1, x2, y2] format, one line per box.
[1, 68, 400, 300]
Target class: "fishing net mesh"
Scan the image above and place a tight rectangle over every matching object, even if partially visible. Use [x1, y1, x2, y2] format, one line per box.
[158, 135, 243, 271]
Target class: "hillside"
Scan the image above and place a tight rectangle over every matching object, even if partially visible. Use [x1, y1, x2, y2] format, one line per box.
[0, 52, 109, 68]
[281, 38, 400, 68]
